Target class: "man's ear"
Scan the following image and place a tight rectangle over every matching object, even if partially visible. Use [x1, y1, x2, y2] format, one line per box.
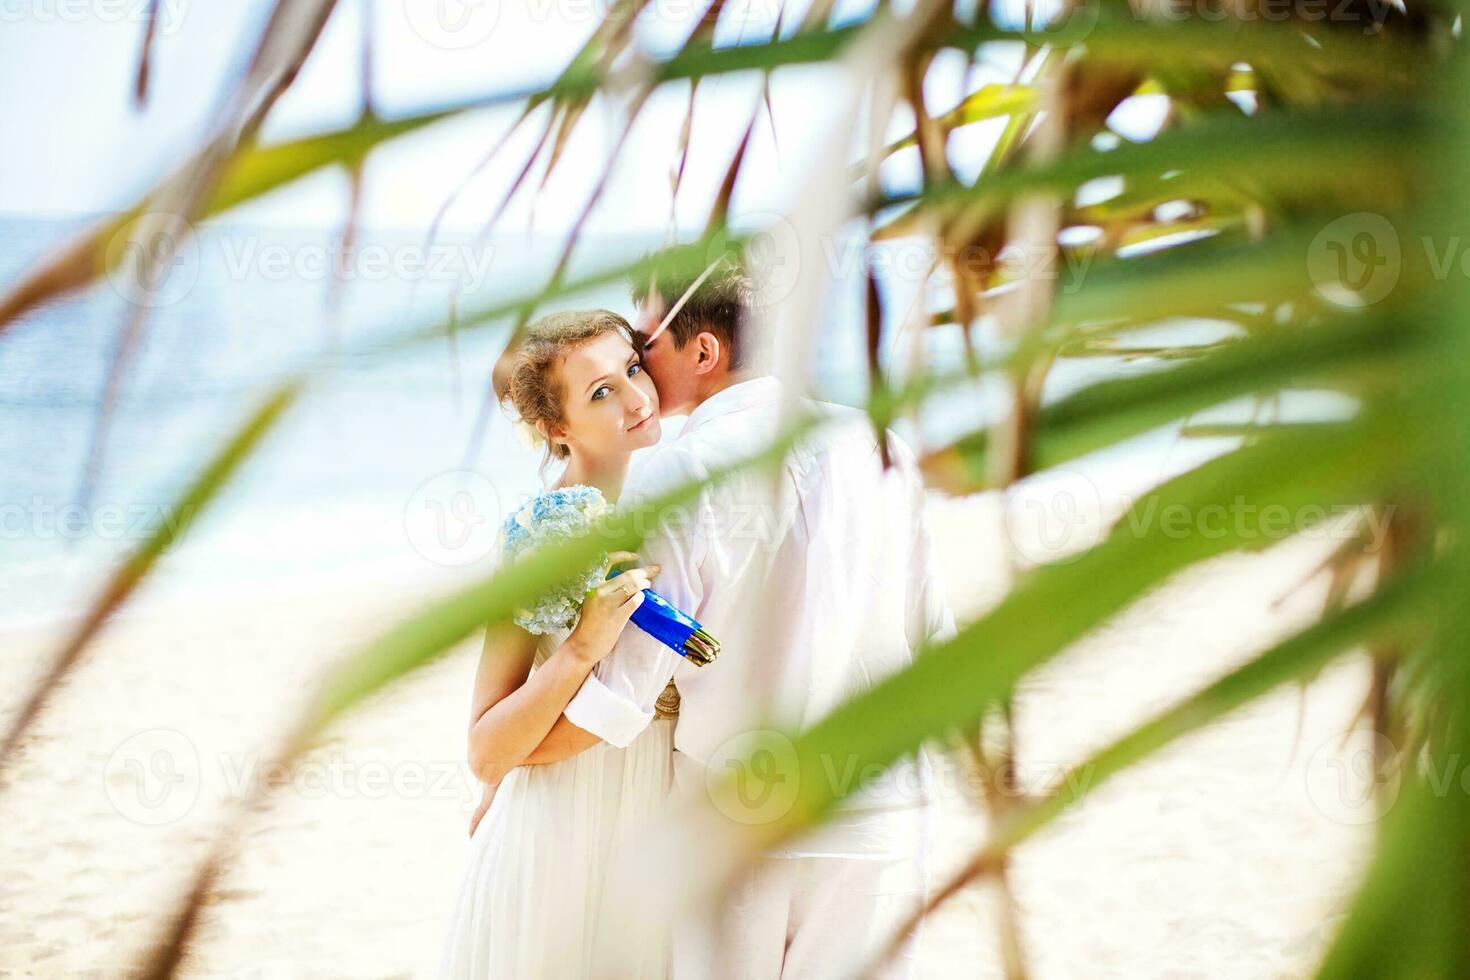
[691, 331, 723, 377]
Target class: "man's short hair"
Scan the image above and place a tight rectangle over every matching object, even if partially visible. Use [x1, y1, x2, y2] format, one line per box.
[630, 253, 754, 369]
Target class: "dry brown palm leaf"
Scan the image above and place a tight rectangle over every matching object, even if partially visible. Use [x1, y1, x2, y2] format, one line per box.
[462, 87, 656, 471]
[953, 60, 1079, 979]
[131, 714, 322, 980]
[903, 49, 952, 187]
[496, 0, 654, 232]
[325, 1, 374, 323]
[704, 104, 760, 235]
[322, 6, 375, 326]
[324, 158, 365, 333]
[0, 0, 340, 335]
[849, 81, 1038, 185]
[866, 255, 893, 467]
[526, 102, 591, 236]
[936, 49, 1048, 251]
[132, 0, 161, 107]
[423, 0, 640, 254]
[670, 83, 698, 224]
[667, 0, 736, 216]
[400, 0, 660, 328]
[423, 104, 537, 254]
[1060, 61, 1146, 145]
[798, 0, 839, 31]
[25, 0, 339, 516]
[478, 108, 560, 243]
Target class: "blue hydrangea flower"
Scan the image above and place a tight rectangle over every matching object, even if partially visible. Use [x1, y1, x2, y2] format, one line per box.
[501, 485, 611, 635]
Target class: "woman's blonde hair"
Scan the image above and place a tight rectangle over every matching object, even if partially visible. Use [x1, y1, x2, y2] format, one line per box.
[493, 309, 636, 461]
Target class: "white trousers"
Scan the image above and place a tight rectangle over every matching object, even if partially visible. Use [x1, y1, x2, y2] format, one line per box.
[672, 851, 929, 980]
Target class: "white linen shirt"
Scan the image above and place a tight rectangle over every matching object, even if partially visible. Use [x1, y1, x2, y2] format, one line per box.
[562, 375, 956, 858]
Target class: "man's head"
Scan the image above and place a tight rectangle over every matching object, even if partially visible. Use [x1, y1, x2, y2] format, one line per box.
[630, 254, 754, 417]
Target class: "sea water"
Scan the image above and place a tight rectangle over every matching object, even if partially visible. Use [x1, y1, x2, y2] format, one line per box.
[1, 213, 1263, 630]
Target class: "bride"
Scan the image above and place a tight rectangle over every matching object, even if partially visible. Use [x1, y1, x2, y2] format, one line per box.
[440, 309, 677, 978]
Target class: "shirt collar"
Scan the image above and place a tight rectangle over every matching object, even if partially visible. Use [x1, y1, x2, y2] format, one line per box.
[681, 375, 781, 435]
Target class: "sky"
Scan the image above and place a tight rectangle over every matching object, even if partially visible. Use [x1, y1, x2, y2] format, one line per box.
[0, 0, 1085, 237]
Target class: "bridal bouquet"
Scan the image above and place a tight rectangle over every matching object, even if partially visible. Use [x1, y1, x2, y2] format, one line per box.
[501, 485, 720, 666]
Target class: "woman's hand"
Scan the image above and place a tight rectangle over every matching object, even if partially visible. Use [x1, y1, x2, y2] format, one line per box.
[566, 550, 659, 664]
[469, 782, 497, 837]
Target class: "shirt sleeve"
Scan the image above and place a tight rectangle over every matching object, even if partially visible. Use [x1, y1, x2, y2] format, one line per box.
[890, 432, 958, 650]
[563, 445, 708, 747]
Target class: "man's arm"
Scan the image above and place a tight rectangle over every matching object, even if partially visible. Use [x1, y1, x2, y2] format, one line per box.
[525, 448, 707, 761]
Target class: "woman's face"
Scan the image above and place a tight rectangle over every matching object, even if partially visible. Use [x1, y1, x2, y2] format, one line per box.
[550, 331, 661, 456]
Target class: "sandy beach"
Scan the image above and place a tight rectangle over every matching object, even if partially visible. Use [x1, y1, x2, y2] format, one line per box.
[0, 496, 1379, 978]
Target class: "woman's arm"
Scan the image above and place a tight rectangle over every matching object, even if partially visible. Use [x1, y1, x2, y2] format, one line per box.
[465, 622, 601, 787]
[466, 556, 658, 785]
[522, 714, 602, 765]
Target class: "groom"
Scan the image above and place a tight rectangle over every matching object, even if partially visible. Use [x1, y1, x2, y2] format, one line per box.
[524, 253, 955, 979]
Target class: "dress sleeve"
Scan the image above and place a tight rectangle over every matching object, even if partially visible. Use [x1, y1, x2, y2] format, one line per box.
[563, 446, 708, 747]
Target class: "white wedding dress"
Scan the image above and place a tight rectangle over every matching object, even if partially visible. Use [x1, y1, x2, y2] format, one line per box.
[439, 620, 677, 979]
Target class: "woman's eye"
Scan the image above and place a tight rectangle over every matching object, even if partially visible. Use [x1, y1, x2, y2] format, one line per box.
[592, 386, 610, 401]
[627, 362, 642, 377]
